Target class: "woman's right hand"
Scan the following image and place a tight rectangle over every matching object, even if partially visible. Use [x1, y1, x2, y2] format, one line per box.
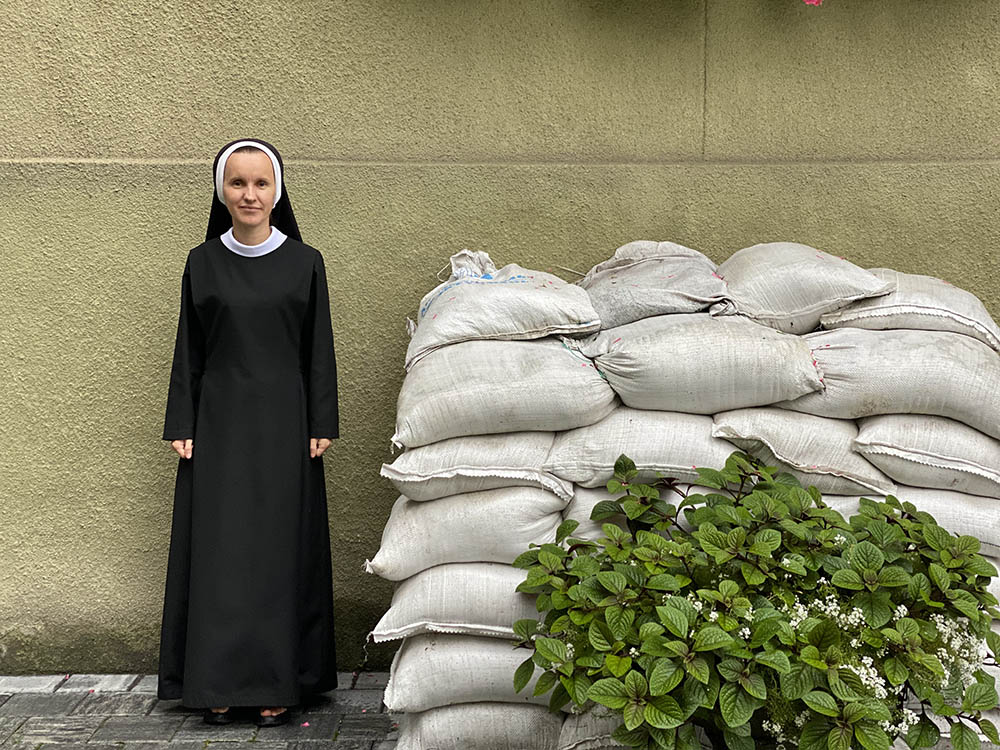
[170, 439, 194, 459]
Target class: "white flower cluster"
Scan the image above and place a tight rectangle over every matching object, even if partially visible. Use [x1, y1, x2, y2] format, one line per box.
[780, 592, 864, 631]
[738, 627, 751, 640]
[686, 591, 704, 612]
[832, 534, 848, 546]
[794, 710, 811, 728]
[878, 707, 919, 737]
[707, 610, 719, 622]
[565, 643, 575, 658]
[892, 604, 908, 622]
[931, 613, 988, 692]
[761, 719, 788, 744]
[628, 647, 639, 658]
[843, 655, 888, 700]
[741, 605, 755, 621]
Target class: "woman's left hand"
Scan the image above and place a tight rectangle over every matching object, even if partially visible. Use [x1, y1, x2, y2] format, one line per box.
[310, 437, 332, 458]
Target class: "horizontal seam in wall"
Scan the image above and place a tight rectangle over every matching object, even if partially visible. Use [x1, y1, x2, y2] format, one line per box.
[3, 156, 1000, 167]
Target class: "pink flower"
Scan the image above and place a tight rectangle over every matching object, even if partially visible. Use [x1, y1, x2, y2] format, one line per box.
[803, 0, 822, 5]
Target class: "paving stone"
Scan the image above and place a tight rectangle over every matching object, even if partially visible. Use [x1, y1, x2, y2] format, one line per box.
[373, 742, 397, 750]
[146, 700, 199, 717]
[335, 673, 387, 691]
[89, 715, 184, 743]
[248, 712, 339, 741]
[122, 743, 204, 750]
[0, 678, 65, 694]
[69, 693, 156, 716]
[322, 742, 373, 750]
[57, 676, 138, 693]
[0, 695, 85, 718]
[170, 713, 255, 742]
[335, 713, 392, 741]
[0, 698, 9, 709]
[36, 744, 120, 750]
[9, 716, 104, 744]
[128, 676, 159, 694]
[324, 692, 384, 713]
[0, 717, 27, 745]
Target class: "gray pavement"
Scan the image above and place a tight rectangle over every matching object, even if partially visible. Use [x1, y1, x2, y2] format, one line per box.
[0, 674, 396, 750]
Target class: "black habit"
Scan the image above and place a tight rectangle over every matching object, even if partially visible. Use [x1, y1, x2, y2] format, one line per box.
[157, 233, 339, 707]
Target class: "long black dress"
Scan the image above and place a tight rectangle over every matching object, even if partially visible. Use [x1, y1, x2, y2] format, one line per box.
[157, 234, 339, 708]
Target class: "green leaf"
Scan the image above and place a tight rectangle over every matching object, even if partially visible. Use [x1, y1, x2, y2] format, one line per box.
[598, 571, 628, 594]
[877, 565, 910, 587]
[855, 723, 890, 750]
[781, 662, 823, 700]
[591, 500, 624, 521]
[719, 682, 758, 727]
[851, 589, 893, 628]
[606, 605, 636, 641]
[978, 719, 1000, 745]
[555, 519, 580, 544]
[922, 523, 951, 551]
[755, 649, 791, 674]
[694, 625, 733, 652]
[623, 699, 646, 731]
[929, 562, 951, 591]
[749, 529, 782, 556]
[644, 695, 685, 729]
[514, 657, 534, 693]
[831, 568, 864, 590]
[587, 677, 630, 709]
[649, 658, 683, 696]
[739, 672, 767, 700]
[964, 682, 998, 712]
[906, 719, 940, 749]
[828, 725, 853, 750]
[615, 454, 637, 478]
[625, 670, 649, 700]
[589, 621, 613, 652]
[613, 722, 651, 748]
[535, 637, 567, 664]
[884, 657, 909, 686]
[951, 722, 981, 750]
[741, 562, 766, 586]
[534, 670, 557, 696]
[807, 619, 841, 651]
[606, 653, 632, 678]
[800, 721, 833, 750]
[803, 690, 839, 717]
[850, 541, 885, 572]
[686, 656, 711, 685]
[657, 605, 689, 639]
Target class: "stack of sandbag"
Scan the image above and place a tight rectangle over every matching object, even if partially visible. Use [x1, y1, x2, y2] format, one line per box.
[368, 250, 616, 750]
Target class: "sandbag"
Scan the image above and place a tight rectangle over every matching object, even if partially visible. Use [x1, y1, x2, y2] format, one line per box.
[381, 431, 573, 502]
[544, 408, 734, 488]
[777, 328, 1000, 440]
[573, 314, 822, 414]
[712, 408, 896, 496]
[578, 240, 731, 329]
[364, 487, 567, 581]
[383, 633, 562, 713]
[397, 702, 563, 750]
[393, 337, 618, 449]
[371, 563, 538, 642]
[710, 241, 893, 333]
[854, 415, 1000, 500]
[823, 486, 1000, 557]
[405, 250, 600, 369]
[820, 268, 1000, 353]
[557, 706, 627, 750]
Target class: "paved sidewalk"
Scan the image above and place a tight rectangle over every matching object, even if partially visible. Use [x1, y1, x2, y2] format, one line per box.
[0, 673, 395, 750]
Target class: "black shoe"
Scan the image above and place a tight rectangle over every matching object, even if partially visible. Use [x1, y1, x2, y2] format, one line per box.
[203, 707, 234, 725]
[255, 707, 290, 727]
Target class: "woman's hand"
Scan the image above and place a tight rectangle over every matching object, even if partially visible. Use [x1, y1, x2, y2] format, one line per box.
[171, 439, 193, 459]
[310, 438, 332, 458]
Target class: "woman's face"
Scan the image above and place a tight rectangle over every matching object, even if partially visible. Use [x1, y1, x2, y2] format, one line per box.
[222, 149, 276, 231]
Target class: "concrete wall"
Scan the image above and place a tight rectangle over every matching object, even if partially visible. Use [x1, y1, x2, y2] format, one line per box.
[2, 0, 998, 673]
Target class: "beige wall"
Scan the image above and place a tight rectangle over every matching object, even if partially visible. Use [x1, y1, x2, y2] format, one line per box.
[1, 0, 998, 672]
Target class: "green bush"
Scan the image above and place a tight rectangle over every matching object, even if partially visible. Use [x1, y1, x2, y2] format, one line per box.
[513, 451, 1000, 750]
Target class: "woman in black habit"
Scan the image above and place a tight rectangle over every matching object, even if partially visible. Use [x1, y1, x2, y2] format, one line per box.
[158, 138, 339, 727]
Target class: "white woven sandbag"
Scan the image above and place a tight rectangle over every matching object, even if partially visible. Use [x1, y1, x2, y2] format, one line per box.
[364, 488, 567, 581]
[710, 242, 894, 333]
[558, 706, 627, 750]
[371, 563, 538, 642]
[544, 408, 734, 488]
[820, 268, 1000, 353]
[393, 338, 618, 449]
[823, 486, 1000, 557]
[380, 431, 573, 502]
[777, 328, 1000, 440]
[573, 314, 822, 414]
[405, 249, 600, 369]
[383, 633, 564, 713]
[397, 702, 563, 750]
[854, 415, 1000, 500]
[578, 240, 731, 329]
[712, 408, 896, 496]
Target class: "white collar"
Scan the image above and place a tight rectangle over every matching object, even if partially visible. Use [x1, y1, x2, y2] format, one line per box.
[220, 226, 288, 257]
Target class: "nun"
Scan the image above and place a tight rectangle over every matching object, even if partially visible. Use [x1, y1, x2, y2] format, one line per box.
[158, 138, 339, 727]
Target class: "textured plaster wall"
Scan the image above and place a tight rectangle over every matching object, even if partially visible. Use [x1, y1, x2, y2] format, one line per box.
[1, 0, 998, 674]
